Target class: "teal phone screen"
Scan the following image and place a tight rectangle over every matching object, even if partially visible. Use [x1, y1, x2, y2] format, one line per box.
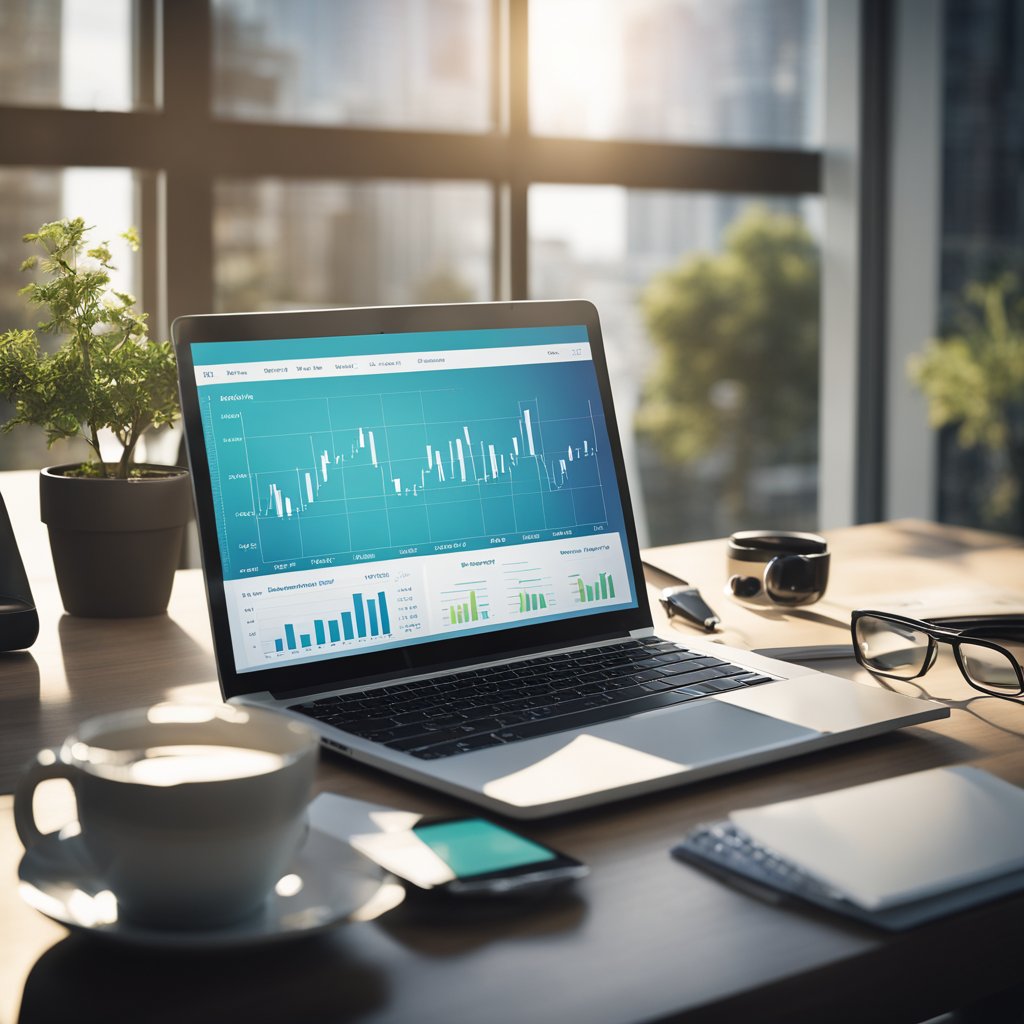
[412, 818, 557, 878]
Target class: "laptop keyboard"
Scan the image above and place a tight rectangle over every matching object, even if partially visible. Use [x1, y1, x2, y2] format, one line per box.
[290, 637, 776, 760]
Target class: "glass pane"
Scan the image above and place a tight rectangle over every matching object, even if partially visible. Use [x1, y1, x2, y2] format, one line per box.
[212, 0, 492, 131]
[933, 1, 1024, 536]
[0, 168, 141, 470]
[530, 0, 822, 148]
[959, 639, 1024, 695]
[854, 616, 932, 677]
[0, 0, 140, 110]
[214, 178, 492, 312]
[530, 185, 820, 545]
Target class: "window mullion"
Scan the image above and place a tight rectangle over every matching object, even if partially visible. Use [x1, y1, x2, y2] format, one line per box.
[160, 0, 213, 322]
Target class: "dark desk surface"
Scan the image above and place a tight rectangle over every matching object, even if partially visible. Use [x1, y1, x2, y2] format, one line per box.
[3, 471, 1024, 1023]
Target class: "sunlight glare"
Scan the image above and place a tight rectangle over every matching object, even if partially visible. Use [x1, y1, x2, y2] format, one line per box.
[530, 0, 622, 137]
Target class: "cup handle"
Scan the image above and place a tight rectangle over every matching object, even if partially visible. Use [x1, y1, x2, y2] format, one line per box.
[14, 749, 76, 850]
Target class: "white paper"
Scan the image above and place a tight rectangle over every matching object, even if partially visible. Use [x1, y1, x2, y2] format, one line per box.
[730, 766, 1024, 910]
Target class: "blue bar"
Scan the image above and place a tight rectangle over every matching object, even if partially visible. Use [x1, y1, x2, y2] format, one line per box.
[314, 620, 326, 645]
[274, 638, 283, 652]
[353, 593, 367, 638]
[300, 633, 312, 647]
[377, 591, 390, 634]
[328, 620, 340, 643]
[341, 612, 354, 640]
[284, 624, 297, 651]
[367, 599, 379, 637]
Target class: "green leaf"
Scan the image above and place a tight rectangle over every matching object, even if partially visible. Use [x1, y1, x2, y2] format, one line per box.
[0, 218, 180, 476]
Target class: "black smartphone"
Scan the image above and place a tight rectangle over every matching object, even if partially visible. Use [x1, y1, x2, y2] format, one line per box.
[351, 816, 588, 895]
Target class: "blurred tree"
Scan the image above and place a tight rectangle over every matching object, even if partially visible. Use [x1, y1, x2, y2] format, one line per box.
[637, 207, 819, 524]
[909, 277, 1024, 533]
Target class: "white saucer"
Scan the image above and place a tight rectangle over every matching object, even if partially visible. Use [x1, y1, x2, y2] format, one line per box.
[18, 824, 405, 949]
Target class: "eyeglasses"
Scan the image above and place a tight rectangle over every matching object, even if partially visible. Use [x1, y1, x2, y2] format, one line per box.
[851, 610, 1024, 699]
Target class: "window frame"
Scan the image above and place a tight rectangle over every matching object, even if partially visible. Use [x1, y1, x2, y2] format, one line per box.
[1, 0, 890, 532]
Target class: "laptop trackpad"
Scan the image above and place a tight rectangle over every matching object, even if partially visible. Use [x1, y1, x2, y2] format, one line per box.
[591, 699, 820, 765]
[471, 702, 820, 809]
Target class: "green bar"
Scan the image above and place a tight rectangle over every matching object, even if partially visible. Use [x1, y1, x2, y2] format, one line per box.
[586, 584, 594, 602]
[463, 601, 470, 622]
[539, 593, 546, 609]
[600, 573, 608, 600]
[520, 592, 526, 612]
[577, 578, 585, 601]
[608, 575, 615, 598]
[450, 605, 457, 625]
[531, 593, 538, 610]
[470, 590, 478, 620]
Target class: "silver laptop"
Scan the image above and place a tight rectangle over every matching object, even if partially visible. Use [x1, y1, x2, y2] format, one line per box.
[173, 300, 947, 819]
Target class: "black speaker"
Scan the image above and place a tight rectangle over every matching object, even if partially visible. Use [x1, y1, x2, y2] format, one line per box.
[0, 490, 38, 651]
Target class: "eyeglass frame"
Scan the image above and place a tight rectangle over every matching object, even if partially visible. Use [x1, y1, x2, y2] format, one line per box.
[850, 609, 1024, 700]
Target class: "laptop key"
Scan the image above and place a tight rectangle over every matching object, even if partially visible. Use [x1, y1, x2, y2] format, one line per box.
[735, 673, 775, 686]
[343, 718, 399, 737]
[495, 711, 529, 726]
[602, 683, 651, 702]
[385, 727, 464, 751]
[661, 666, 728, 686]
[702, 676, 747, 692]
[638, 678, 677, 692]
[457, 717, 503, 735]
[717, 664, 750, 677]
[422, 734, 503, 757]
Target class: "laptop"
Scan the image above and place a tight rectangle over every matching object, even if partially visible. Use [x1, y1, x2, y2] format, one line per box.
[172, 300, 947, 819]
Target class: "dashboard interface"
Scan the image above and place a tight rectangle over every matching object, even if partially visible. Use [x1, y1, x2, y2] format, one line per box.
[189, 324, 637, 675]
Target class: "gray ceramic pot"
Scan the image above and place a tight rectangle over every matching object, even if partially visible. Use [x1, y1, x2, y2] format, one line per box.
[39, 465, 193, 618]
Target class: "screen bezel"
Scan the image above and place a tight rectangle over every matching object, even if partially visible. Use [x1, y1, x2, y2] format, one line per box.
[172, 300, 653, 701]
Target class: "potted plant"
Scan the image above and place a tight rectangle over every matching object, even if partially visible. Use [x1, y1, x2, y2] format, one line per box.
[0, 218, 192, 617]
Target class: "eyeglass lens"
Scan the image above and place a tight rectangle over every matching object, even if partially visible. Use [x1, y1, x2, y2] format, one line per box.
[854, 615, 932, 677]
[958, 638, 1024, 695]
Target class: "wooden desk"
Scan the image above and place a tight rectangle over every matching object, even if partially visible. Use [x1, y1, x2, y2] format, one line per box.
[2, 487, 1024, 1023]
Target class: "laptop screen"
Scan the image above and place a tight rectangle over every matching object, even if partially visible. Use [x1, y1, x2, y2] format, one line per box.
[185, 316, 640, 681]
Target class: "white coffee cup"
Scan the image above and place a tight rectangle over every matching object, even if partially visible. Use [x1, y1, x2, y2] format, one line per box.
[15, 702, 319, 930]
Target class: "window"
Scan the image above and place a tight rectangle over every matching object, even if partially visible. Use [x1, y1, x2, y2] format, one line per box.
[0, 0, 824, 546]
[214, 179, 492, 312]
[212, 0, 493, 131]
[531, 186, 820, 543]
[0, 0, 140, 111]
[933, 0, 1024, 536]
[530, 0, 822, 148]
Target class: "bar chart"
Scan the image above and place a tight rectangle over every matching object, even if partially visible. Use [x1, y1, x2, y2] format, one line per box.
[225, 533, 635, 672]
[503, 560, 556, 617]
[440, 582, 490, 627]
[269, 589, 392, 653]
[571, 571, 617, 605]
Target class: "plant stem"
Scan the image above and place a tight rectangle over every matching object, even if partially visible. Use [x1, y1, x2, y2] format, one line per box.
[87, 428, 107, 477]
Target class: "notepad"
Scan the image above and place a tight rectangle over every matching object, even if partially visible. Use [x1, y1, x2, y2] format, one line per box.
[673, 766, 1024, 929]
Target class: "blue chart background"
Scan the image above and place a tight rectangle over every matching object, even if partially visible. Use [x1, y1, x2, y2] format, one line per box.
[200, 354, 630, 581]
